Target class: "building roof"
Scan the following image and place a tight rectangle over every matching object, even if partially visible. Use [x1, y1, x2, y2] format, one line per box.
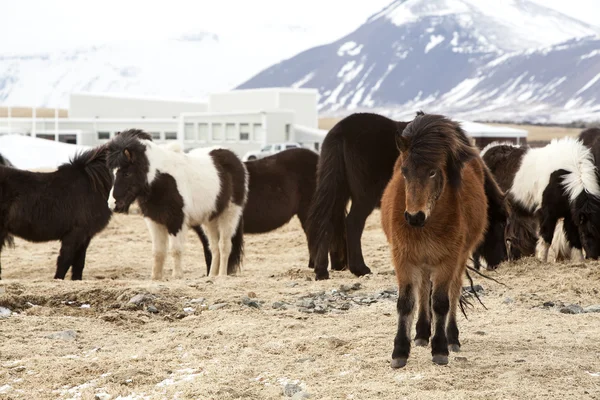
[210, 87, 319, 96]
[70, 91, 207, 105]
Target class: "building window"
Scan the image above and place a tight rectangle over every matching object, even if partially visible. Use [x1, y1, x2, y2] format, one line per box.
[165, 131, 177, 140]
[285, 144, 298, 149]
[37, 134, 56, 141]
[285, 124, 291, 141]
[314, 142, 320, 152]
[97, 131, 110, 140]
[253, 123, 265, 143]
[184, 123, 196, 141]
[198, 123, 209, 141]
[59, 134, 77, 145]
[212, 123, 223, 141]
[150, 131, 161, 140]
[239, 123, 250, 141]
[225, 123, 237, 141]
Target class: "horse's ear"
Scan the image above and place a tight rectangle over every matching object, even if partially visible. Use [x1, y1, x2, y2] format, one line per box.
[124, 148, 132, 163]
[396, 134, 409, 153]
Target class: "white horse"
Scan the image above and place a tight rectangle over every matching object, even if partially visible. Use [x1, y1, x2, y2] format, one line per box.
[106, 130, 248, 279]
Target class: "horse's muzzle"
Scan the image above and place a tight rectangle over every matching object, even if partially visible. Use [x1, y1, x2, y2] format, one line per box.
[404, 211, 426, 227]
[113, 201, 130, 214]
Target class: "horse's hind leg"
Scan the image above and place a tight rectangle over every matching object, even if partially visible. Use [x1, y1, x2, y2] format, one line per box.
[55, 235, 82, 279]
[204, 221, 221, 277]
[192, 225, 212, 275]
[345, 200, 375, 277]
[414, 270, 432, 347]
[216, 207, 240, 277]
[71, 237, 91, 281]
[562, 213, 584, 261]
[169, 226, 187, 279]
[145, 218, 169, 280]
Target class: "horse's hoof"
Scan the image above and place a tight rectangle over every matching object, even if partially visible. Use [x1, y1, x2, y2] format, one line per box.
[350, 265, 372, 277]
[315, 272, 330, 281]
[391, 358, 407, 369]
[414, 338, 428, 347]
[449, 344, 461, 352]
[432, 354, 449, 365]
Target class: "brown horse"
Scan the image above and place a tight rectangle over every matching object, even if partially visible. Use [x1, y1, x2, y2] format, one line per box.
[381, 112, 495, 368]
[195, 148, 343, 272]
[579, 127, 600, 148]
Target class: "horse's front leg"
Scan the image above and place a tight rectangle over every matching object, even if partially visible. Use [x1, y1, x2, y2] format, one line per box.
[536, 208, 559, 263]
[169, 226, 187, 279]
[562, 213, 584, 261]
[430, 265, 454, 366]
[390, 249, 416, 368]
[145, 218, 168, 280]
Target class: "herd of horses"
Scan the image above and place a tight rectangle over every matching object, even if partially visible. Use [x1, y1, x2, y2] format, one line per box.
[1, 111, 599, 369]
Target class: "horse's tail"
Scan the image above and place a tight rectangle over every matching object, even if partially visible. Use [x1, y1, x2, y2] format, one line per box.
[479, 163, 509, 269]
[192, 225, 212, 275]
[306, 137, 349, 266]
[227, 217, 244, 275]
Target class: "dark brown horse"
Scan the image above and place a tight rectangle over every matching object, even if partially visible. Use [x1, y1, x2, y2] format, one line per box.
[381, 112, 495, 368]
[193, 148, 344, 272]
[0, 147, 113, 280]
[306, 112, 508, 280]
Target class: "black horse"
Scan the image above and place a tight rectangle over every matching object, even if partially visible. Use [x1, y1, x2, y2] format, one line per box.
[0, 147, 113, 280]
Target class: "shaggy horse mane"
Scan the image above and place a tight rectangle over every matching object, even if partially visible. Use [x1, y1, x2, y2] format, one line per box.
[399, 111, 479, 188]
[63, 146, 113, 199]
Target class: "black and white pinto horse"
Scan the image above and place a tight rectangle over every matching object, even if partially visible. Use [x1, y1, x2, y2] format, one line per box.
[106, 129, 248, 279]
[507, 137, 600, 262]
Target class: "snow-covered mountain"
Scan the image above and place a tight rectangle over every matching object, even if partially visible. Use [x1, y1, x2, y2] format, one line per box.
[237, 0, 600, 122]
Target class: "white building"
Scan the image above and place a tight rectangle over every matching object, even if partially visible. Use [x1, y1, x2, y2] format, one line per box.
[0, 88, 326, 157]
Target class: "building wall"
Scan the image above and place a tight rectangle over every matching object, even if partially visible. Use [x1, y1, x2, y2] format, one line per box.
[69, 93, 207, 119]
[278, 92, 318, 129]
[208, 91, 279, 113]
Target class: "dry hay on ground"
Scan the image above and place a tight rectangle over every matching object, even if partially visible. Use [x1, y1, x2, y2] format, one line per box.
[0, 211, 599, 399]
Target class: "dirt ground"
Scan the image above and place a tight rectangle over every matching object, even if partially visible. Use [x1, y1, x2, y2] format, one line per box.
[1, 211, 600, 400]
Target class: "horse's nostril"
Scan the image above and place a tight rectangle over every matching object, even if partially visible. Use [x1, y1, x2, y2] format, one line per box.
[405, 211, 426, 227]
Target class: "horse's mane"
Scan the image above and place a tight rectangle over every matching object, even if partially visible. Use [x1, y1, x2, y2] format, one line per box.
[64, 146, 114, 199]
[106, 129, 153, 169]
[480, 141, 520, 158]
[400, 111, 479, 188]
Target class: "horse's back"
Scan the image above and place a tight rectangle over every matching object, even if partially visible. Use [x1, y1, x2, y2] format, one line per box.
[325, 113, 406, 194]
[3, 166, 111, 241]
[579, 127, 600, 148]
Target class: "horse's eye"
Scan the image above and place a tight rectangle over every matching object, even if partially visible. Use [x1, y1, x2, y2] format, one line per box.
[429, 170, 436, 178]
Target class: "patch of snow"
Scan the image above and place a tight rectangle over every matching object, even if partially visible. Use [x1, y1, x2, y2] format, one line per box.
[337, 41, 359, 56]
[0, 134, 91, 170]
[450, 31, 459, 46]
[425, 34, 445, 53]
[0, 385, 12, 394]
[574, 72, 600, 96]
[291, 72, 315, 88]
[581, 50, 600, 60]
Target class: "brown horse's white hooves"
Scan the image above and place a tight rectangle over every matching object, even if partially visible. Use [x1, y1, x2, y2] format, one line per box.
[391, 358, 407, 368]
[432, 354, 449, 365]
[414, 339, 428, 347]
[449, 344, 461, 352]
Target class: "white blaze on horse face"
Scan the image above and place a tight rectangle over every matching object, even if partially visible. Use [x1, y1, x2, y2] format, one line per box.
[108, 168, 118, 209]
[510, 137, 600, 211]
